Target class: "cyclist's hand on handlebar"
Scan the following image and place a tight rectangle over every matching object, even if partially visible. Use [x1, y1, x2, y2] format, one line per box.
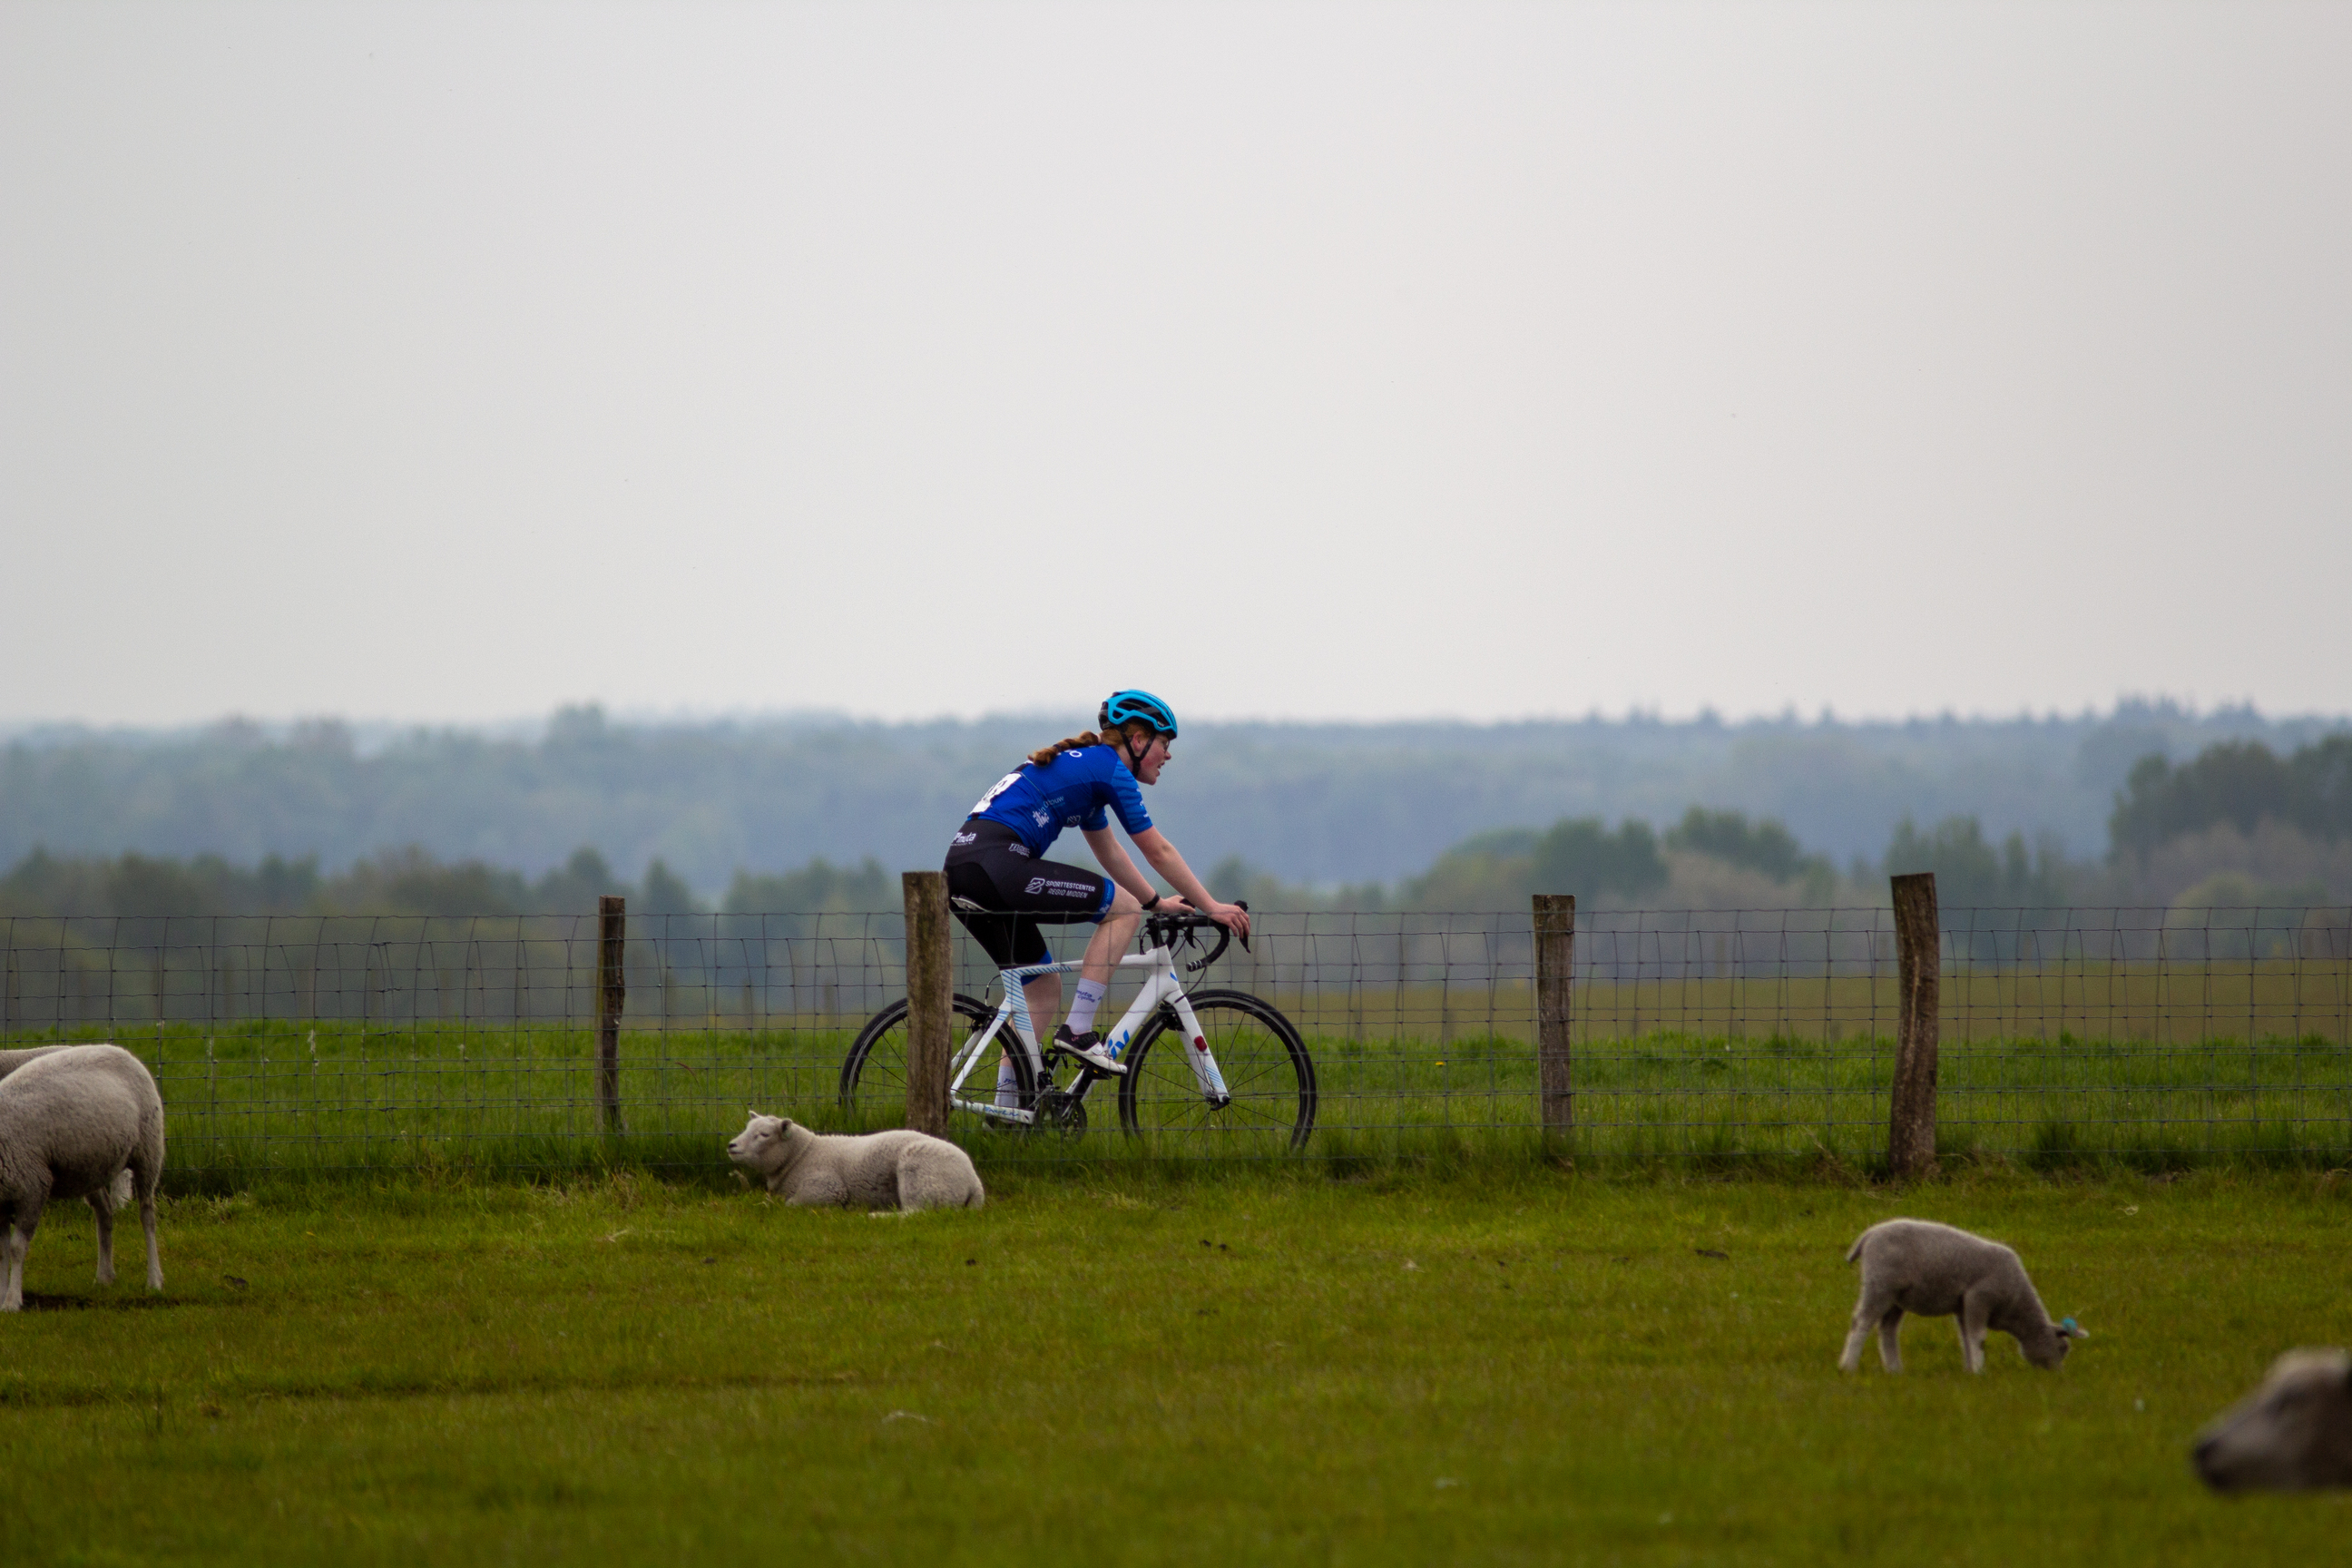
[1203, 900, 1250, 940]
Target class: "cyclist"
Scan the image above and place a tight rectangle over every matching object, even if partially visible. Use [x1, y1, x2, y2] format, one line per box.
[944, 689, 1250, 1096]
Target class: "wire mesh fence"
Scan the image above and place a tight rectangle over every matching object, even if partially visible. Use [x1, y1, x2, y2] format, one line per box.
[2, 905, 2347, 1178]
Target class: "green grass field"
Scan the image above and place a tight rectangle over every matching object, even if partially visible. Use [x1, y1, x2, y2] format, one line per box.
[4, 1164, 2349, 1564]
[35, 1015, 2352, 1183]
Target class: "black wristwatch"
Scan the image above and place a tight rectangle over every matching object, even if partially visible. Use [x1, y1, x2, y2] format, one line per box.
[1142, 893, 1161, 911]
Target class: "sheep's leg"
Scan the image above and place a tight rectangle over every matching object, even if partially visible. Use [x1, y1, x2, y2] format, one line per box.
[1877, 1306, 1905, 1372]
[88, 1191, 116, 1285]
[1838, 1302, 1875, 1371]
[140, 1191, 161, 1291]
[0, 1226, 24, 1312]
[1959, 1290, 1992, 1373]
[2, 1192, 46, 1313]
[123, 1155, 162, 1292]
[1834, 1288, 1890, 1372]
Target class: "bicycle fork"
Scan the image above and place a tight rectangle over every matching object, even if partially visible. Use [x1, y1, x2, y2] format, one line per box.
[1156, 993, 1232, 1109]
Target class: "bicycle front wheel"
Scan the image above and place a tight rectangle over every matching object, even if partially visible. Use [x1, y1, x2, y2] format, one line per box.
[839, 994, 1027, 1137]
[1118, 989, 1316, 1153]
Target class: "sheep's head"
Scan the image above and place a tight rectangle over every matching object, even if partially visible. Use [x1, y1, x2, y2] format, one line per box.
[726, 1110, 796, 1172]
[2023, 1315, 2085, 1368]
[2194, 1348, 2352, 1493]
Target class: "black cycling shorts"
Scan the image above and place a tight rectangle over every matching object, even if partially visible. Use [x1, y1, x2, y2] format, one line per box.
[942, 818, 1113, 969]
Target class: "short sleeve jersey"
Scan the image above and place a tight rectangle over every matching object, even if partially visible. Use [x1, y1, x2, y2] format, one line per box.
[967, 746, 1153, 858]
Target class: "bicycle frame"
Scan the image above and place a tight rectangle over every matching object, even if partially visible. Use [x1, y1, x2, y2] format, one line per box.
[947, 943, 1231, 1127]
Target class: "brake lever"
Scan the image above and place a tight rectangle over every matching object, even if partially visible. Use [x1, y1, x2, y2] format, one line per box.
[1185, 899, 1249, 973]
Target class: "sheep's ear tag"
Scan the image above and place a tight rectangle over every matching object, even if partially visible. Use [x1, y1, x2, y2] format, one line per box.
[2059, 1317, 2083, 1338]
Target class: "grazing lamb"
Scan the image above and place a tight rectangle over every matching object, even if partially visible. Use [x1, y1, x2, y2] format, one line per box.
[0, 1049, 126, 1211]
[2193, 1348, 2352, 1493]
[727, 1112, 984, 1212]
[0, 1044, 166, 1311]
[1838, 1218, 2083, 1373]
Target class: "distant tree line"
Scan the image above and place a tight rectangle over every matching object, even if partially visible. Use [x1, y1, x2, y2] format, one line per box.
[7, 701, 2342, 892]
[0, 845, 648, 919]
[5, 733, 2350, 921]
[0, 842, 903, 922]
[2108, 736, 2352, 861]
[1881, 817, 2070, 909]
[715, 859, 895, 914]
[1203, 807, 1844, 911]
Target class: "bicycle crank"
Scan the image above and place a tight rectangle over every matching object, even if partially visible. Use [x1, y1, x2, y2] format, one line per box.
[1032, 1087, 1089, 1138]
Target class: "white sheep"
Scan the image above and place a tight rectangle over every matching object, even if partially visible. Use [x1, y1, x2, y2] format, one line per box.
[2193, 1348, 2352, 1492]
[0, 1044, 166, 1311]
[726, 1111, 984, 1211]
[1838, 1218, 2083, 1373]
[0, 1048, 125, 1211]
[0, 1045, 70, 1080]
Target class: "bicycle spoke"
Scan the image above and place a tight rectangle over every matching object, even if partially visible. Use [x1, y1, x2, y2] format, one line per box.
[839, 995, 1027, 1138]
[1120, 991, 1314, 1153]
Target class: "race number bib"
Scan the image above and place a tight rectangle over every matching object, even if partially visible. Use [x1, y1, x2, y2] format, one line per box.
[970, 771, 1023, 815]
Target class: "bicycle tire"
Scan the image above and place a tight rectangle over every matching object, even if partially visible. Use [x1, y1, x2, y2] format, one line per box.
[839, 994, 1030, 1136]
[1117, 989, 1317, 1153]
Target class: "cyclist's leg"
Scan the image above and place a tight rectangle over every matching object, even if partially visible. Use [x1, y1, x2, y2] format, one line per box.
[995, 865, 1124, 1064]
[1020, 968, 1062, 1035]
[952, 903, 1068, 1036]
[1077, 887, 1144, 995]
[947, 824, 1124, 1067]
[947, 858, 1057, 1102]
[1043, 885, 1142, 1070]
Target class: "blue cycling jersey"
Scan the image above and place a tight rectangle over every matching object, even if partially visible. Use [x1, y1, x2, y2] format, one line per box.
[966, 746, 1153, 858]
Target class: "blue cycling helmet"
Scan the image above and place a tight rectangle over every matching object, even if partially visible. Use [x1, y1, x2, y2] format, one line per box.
[1099, 689, 1178, 739]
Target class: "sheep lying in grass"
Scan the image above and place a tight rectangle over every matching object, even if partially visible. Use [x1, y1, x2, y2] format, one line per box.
[0, 1044, 166, 1311]
[2193, 1348, 2352, 1492]
[727, 1112, 984, 1212]
[1838, 1218, 2083, 1373]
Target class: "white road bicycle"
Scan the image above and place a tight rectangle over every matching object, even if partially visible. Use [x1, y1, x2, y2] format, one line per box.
[839, 906, 1317, 1152]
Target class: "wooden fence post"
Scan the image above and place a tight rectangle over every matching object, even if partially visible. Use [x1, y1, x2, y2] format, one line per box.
[1887, 872, 1939, 1180]
[597, 894, 626, 1134]
[903, 870, 951, 1137]
[1534, 894, 1576, 1140]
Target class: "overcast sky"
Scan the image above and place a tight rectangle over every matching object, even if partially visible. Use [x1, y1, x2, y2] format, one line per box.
[4, 1, 2346, 729]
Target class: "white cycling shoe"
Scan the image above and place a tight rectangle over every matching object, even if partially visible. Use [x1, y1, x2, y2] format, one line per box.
[1051, 1024, 1126, 1076]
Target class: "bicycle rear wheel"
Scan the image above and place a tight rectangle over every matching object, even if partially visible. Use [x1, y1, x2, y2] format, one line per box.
[1117, 989, 1316, 1153]
[839, 994, 1029, 1136]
